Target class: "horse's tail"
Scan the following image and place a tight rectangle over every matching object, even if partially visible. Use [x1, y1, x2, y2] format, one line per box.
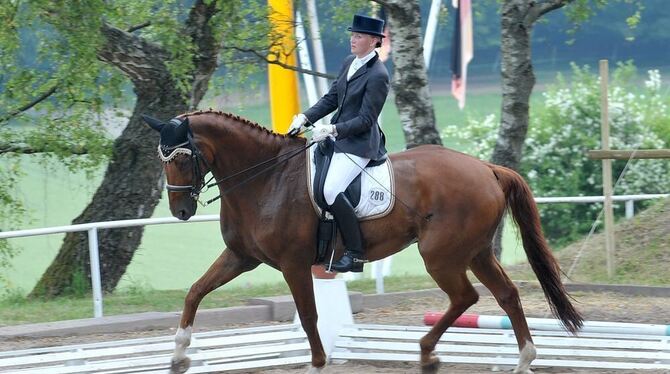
[489, 164, 584, 333]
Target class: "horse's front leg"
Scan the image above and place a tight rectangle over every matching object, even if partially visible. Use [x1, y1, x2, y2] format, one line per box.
[171, 248, 258, 374]
[282, 265, 326, 373]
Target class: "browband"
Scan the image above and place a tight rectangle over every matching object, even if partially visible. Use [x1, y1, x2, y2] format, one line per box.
[157, 142, 192, 162]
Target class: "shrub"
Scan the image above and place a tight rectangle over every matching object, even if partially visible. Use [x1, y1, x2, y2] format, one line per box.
[443, 62, 670, 246]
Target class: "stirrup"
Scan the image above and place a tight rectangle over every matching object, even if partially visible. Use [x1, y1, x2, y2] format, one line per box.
[352, 256, 368, 263]
[327, 252, 366, 273]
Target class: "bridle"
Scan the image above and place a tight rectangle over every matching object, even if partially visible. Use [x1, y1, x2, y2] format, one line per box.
[158, 124, 212, 199]
[158, 118, 315, 206]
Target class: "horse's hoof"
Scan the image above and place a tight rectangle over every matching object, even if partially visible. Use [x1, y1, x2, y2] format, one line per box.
[306, 365, 323, 373]
[421, 354, 440, 373]
[513, 370, 533, 374]
[170, 356, 191, 374]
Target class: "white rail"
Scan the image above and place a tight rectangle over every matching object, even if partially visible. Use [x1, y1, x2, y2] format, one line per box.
[0, 214, 220, 318]
[535, 193, 668, 219]
[0, 194, 666, 318]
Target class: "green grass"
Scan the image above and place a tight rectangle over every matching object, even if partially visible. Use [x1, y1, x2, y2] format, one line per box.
[0, 281, 292, 326]
[507, 198, 670, 286]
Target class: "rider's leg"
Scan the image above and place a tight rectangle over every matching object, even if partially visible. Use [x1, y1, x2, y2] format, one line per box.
[323, 152, 369, 273]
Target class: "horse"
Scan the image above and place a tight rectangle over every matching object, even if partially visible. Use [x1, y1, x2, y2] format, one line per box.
[142, 110, 583, 374]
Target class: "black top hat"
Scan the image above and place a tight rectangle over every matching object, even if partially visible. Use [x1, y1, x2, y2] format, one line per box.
[347, 15, 385, 38]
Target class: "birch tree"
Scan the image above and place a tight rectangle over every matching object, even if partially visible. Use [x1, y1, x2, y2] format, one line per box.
[374, 0, 442, 147]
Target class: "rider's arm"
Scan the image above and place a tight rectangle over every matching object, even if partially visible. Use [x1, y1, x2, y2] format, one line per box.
[303, 56, 353, 124]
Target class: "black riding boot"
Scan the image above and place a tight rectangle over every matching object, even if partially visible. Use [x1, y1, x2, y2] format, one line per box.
[328, 193, 366, 273]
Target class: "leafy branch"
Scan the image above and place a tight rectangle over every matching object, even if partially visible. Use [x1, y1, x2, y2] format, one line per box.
[0, 143, 90, 156]
[223, 45, 335, 79]
[0, 84, 58, 125]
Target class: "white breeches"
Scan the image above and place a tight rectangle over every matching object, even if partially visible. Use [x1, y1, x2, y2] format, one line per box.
[323, 152, 370, 205]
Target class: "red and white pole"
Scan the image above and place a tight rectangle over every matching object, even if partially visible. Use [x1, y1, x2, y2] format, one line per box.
[424, 312, 670, 336]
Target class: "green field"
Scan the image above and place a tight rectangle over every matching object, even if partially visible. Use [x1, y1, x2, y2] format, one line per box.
[2, 91, 528, 295]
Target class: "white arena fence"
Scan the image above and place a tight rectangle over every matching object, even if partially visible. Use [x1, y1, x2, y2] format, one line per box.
[0, 193, 667, 318]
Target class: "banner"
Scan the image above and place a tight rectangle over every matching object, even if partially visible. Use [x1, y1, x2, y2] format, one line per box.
[451, 0, 473, 109]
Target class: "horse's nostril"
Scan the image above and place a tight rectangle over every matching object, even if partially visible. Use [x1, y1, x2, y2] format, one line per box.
[178, 210, 188, 220]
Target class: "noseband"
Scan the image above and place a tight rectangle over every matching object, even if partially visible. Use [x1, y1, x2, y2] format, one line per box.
[158, 127, 211, 199]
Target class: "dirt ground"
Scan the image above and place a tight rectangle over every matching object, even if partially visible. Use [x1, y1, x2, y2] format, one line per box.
[2, 289, 669, 373]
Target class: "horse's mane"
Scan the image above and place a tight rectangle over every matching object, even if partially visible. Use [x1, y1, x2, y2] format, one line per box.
[179, 109, 288, 139]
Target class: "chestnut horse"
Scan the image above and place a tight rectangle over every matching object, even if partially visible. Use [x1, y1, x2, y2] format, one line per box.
[143, 110, 583, 374]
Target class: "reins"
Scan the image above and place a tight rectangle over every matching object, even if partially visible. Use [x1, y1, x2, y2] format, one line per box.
[160, 115, 315, 206]
[194, 140, 315, 206]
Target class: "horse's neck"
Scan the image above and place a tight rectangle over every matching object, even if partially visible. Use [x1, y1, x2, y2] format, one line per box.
[201, 119, 298, 193]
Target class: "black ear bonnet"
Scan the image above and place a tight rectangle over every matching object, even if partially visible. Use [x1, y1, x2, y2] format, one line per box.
[142, 115, 192, 160]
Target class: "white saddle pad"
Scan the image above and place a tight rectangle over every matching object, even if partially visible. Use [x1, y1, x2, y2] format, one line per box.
[306, 145, 395, 221]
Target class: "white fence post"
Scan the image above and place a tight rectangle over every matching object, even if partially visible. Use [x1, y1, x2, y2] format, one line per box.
[625, 200, 634, 219]
[374, 262, 384, 294]
[87, 228, 104, 318]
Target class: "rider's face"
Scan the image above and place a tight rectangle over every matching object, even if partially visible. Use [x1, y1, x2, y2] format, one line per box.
[350, 32, 378, 57]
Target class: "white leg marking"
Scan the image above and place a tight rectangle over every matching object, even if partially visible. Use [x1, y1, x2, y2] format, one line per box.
[173, 326, 192, 360]
[513, 340, 536, 374]
[306, 365, 323, 374]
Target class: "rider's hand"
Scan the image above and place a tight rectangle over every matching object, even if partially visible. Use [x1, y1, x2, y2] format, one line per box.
[311, 124, 337, 142]
[287, 113, 308, 136]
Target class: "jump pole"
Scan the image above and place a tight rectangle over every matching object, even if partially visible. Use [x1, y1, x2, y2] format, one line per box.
[424, 312, 670, 336]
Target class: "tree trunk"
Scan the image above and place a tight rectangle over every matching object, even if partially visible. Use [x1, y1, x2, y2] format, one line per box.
[30, 95, 186, 297]
[490, 0, 568, 259]
[492, 1, 536, 171]
[384, 0, 442, 148]
[31, 2, 220, 298]
[490, 1, 535, 258]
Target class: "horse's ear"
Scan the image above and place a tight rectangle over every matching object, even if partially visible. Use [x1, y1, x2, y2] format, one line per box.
[172, 117, 189, 139]
[142, 115, 165, 132]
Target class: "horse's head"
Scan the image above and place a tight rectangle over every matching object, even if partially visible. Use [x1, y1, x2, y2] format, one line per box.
[143, 115, 210, 220]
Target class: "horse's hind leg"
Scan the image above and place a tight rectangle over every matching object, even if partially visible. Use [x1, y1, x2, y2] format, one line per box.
[470, 249, 536, 374]
[420, 269, 480, 373]
[170, 248, 258, 374]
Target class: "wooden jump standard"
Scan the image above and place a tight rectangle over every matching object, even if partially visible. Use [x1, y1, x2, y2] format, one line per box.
[587, 60, 670, 278]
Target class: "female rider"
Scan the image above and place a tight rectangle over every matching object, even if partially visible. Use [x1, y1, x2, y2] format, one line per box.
[288, 14, 389, 273]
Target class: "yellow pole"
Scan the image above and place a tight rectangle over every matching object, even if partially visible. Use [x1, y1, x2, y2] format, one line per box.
[268, 0, 300, 134]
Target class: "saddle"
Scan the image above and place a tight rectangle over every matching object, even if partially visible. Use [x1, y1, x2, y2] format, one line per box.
[310, 138, 390, 264]
[312, 138, 386, 212]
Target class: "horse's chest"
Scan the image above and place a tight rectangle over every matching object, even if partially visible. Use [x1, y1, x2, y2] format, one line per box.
[220, 210, 277, 250]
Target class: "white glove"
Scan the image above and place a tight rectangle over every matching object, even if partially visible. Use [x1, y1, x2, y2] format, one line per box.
[287, 113, 308, 136]
[311, 124, 337, 142]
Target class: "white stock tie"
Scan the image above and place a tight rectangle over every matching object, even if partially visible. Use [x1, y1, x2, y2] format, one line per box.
[347, 59, 362, 81]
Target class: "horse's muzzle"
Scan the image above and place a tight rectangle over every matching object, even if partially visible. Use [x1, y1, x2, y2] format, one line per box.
[171, 199, 197, 221]
[176, 209, 192, 221]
